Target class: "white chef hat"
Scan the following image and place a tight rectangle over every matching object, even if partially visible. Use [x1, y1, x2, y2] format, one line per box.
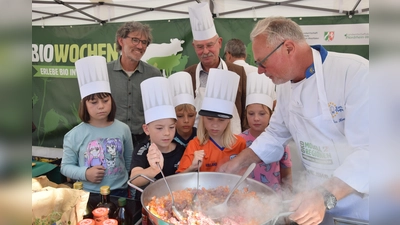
[188, 2, 217, 41]
[75, 56, 111, 99]
[141, 77, 177, 124]
[168, 72, 195, 108]
[246, 72, 274, 110]
[199, 68, 239, 119]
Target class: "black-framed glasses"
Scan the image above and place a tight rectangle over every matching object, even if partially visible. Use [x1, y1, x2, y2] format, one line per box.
[127, 36, 149, 46]
[254, 41, 285, 68]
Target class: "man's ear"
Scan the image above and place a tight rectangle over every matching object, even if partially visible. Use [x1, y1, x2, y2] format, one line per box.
[142, 124, 150, 135]
[117, 37, 124, 48]
[284, 40, 295, 55]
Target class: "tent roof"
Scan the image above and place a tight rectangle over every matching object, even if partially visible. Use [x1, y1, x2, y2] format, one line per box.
[32, 0, 369, 26]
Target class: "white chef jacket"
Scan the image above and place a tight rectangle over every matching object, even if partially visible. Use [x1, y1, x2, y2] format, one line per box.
[250, 45, 369, 220]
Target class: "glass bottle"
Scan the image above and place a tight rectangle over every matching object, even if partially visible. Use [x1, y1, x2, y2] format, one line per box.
[113, 197, 132, 225]
[141, 207, 149, 225]
[96, 186, 117, 218]
[73, 181, 94, 219]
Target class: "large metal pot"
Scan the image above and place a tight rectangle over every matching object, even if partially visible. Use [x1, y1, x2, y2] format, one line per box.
[128, 172, 291, 225]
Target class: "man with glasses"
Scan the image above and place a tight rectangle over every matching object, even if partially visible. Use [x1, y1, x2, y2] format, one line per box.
[185, 2, 247, 134]
[107, 21, 162, 149]
[219, 17, 369, 224]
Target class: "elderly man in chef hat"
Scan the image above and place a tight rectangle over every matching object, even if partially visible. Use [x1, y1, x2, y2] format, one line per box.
[184, 2, 247, 135]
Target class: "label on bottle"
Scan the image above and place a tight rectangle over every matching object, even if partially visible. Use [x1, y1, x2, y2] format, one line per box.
[142, 207, 148, 225]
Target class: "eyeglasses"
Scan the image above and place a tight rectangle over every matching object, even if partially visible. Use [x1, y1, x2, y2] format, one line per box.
[194, 38, 219, 51]
[127, 36, 149, 46]
[254, 41, 285, 69]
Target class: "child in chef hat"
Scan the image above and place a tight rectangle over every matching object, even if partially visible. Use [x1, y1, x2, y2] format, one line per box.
[61, 56, 133, 198]
[176, 69, 247, 173]
[240, 72, 292, 193]
[129, 77, 185, 191]
[168, 71, 197, 148]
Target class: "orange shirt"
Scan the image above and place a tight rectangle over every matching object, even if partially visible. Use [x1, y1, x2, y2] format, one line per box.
[176, 135, 246, 172]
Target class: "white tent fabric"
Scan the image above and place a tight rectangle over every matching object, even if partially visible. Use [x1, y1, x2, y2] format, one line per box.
[32, 0, 369, 26]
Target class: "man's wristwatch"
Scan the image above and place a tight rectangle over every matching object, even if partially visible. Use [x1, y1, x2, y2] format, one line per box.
[317, 187, 337, 210]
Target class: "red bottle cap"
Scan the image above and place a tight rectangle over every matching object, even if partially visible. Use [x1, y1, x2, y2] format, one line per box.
[102, 219, 118, 225]
[78, 218, 95, 225]
[92, 207, 109, 217]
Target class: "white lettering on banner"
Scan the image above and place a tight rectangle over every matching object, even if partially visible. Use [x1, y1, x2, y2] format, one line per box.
[32, 44, 54, 62]
[69, 69, 76, 76]
[299, 23, 369, 45]
[40, 68, 59, 75]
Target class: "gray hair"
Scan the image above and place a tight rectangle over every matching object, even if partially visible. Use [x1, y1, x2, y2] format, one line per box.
[224, 39, 247, 59]
[115, 21, 153, 51]
[250, 17, 305, 46]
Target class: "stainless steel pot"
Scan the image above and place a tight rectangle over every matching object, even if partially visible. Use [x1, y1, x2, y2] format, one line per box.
[128, 172, 291, 225]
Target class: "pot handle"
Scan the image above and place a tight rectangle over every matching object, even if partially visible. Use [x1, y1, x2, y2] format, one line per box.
[127, 174, 156, 193]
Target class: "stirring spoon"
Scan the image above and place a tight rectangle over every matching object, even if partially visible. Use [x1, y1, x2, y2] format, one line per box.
[156, 162, 184, 221]
[208, 163, 256, 220]
[192, 160, 201, 210]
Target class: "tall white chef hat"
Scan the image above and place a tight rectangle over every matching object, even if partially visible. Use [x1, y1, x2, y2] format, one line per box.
[168, 72, 195, 108]
[188, 2, 217, 41]
[140, 77, 177, 124]
[246, 72, 274, 110]
[199, 68, 240, 119]
[75, 56, 111, 99]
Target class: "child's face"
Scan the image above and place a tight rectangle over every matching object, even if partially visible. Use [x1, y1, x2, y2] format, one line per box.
[86, 95, 112, 121]
[246, 104, 271, 133]
[203, 116, 230, 139]
[143, 118, 176, 150]
[175, 109, 196, 135]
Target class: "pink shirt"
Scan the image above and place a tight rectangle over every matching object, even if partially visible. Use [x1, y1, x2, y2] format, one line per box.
[240, 129, 292, 192]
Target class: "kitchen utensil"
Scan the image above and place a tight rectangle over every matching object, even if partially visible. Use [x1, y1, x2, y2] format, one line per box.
[192, 160, 201, 210]
[156, 162, 184, 221]
[207, 162, 256, 220]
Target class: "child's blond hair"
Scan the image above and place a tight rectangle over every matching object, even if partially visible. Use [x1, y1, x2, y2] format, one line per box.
[174, 104, 196, 114]
[197, 116, 237, 149]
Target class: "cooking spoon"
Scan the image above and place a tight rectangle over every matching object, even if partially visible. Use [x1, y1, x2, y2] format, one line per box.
[156, 162, 184, 221]
[208, 162, 256, 220]
[192, 160, 201, 210]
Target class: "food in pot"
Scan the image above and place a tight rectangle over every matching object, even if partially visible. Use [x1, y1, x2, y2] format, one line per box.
[147, 186, 279, 225]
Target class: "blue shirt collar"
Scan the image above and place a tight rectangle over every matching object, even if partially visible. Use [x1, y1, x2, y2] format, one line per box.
[305, 45, 328, 79]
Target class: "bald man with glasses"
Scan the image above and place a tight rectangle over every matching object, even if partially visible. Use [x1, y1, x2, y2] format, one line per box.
[107, 21, 162, 149]
[220, 17, 369, 225]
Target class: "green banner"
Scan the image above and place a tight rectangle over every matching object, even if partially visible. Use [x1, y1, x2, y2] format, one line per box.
[32, 15, 369, 148]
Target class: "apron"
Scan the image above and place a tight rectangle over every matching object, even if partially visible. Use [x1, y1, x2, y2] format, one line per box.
[193, 60, 242, 134]
[287, 49, 368, 220]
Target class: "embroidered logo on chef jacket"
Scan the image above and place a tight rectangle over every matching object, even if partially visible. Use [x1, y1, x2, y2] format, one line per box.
[300, 141, 333, 165]
[328, 102, 345, 123]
